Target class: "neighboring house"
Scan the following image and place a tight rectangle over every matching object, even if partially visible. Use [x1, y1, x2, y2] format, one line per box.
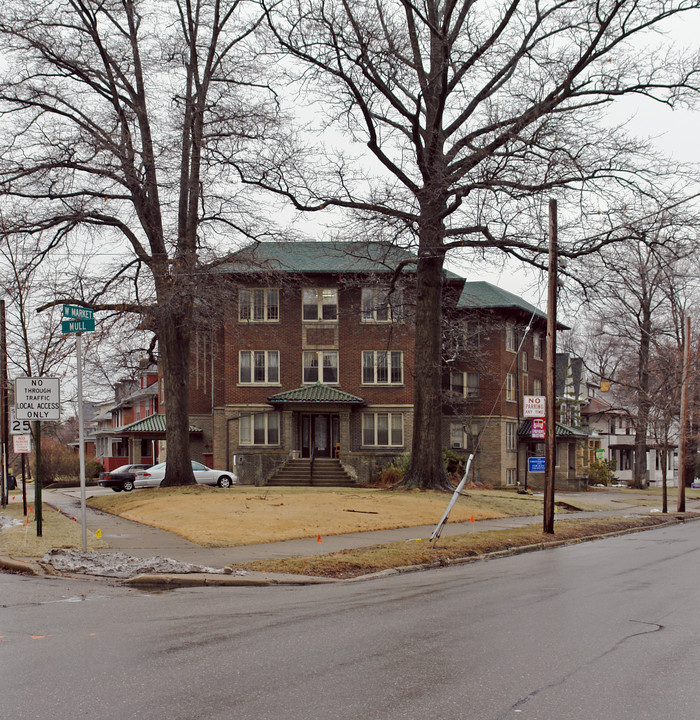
[92, 362, 201, 471]
[173, 241, 585, 489]
[581, 396, 678, 486]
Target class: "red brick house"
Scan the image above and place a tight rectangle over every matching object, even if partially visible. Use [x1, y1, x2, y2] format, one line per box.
[179, 241, 582, 487]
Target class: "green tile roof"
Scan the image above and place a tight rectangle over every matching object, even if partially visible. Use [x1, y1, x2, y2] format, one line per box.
[268, 384, 365, 404]
[518, 419, 587, 438]
[217, 241, 461, 278]
[121, 414, 202, 434]
[458, 281, 547, 319]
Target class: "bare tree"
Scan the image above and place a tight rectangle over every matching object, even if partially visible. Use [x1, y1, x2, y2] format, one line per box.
[0, 0, 277, 485]
[574, 211, 698, 487]
[248, 0, 700, 488]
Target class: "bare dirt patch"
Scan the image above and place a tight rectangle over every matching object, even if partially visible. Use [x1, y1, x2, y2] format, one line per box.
[87, 485, 551, 547]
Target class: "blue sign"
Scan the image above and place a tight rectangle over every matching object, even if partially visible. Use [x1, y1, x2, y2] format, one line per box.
[528, 457, 545, 473]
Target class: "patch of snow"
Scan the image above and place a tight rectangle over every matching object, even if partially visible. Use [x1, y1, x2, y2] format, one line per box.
[0, 515, 23, 530]
[42, 549, 246, 579]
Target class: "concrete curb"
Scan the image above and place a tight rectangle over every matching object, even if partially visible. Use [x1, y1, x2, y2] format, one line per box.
[124, 572, 336, 587]
[0, 555, 47, 576]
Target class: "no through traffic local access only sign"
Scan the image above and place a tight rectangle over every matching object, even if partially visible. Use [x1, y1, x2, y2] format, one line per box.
[15, 377, 61, 420]
[62, 304, 95, 333]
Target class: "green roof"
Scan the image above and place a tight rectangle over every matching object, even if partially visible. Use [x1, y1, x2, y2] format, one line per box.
[268, 384, 365, 404]
[217, 241, 461, 278]
[458, 281, 547, 320]
[518, 419, 587, 438]
[121, 414, 202, 434]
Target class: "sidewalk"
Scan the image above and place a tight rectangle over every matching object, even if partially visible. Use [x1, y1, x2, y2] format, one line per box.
[2, 485, 695, 586]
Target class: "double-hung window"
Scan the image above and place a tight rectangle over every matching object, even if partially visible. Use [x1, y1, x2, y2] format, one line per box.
[533, 378, 542, 396]
[239, 350, 279, 384]
[303, 351, 338, 384]
[239, 288, 279, 322]
[506, 373, 516, 402]
[303, 288, 338, 321]
[362, 351, 403, 384]
[533, 332, 542, 360]
[506, 322, 517, 352]
[361, 288, 401, 323]
[240, 412, 280, 446]
[362, 412, 404, 447]
[506, 421, 517, 451]
[450, 371, 479, 398]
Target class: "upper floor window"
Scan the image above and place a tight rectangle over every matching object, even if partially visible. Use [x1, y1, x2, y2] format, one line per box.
[533, 332, 542, 360]
[450, 370, 479, 398]
[466, 320, 481, 348]
[533, 378, 542, 396]
[303, 351, 338, 384]
[239, 350, 279, 385]
[506, 322, 517, 352]
[303, 288, 338, 321]
[506, 373, 516, 402]
[239, 288, 279, 322]
[522, 351, 528, 373]
[362, 351, 403, 385]
[361, 288, 402, 323]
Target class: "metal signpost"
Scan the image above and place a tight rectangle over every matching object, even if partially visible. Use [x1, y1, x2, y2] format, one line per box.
[62, 305, 95, 551]
[10, 408, 31, 515]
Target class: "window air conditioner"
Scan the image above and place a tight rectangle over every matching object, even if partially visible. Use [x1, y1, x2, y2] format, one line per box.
[451, 441, 463, 449]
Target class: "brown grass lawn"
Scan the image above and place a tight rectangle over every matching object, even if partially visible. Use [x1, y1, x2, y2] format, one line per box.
[87, 485, 564, 547]
[0, 503, 108, 557]
[234, 515, 691, 579]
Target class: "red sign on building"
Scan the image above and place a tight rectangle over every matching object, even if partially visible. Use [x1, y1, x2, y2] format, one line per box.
[531, 417, 546, 440]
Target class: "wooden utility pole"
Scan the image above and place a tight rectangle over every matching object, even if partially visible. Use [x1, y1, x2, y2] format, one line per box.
[543, 199, 557, 534]
[677, 316, 690, 513]
[0, 300, 7, 508]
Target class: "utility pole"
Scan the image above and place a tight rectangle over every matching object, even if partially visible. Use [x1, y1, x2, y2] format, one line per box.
[543, 199, 558, 534]
[0, 300, 6, 508]
[677, 315, 690, 513]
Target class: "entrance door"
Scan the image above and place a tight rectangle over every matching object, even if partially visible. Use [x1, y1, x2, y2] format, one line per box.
[300, 414, 338, 458]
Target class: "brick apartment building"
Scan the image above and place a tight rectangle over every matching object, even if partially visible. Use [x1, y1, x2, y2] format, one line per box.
[177, 241, 583, 488]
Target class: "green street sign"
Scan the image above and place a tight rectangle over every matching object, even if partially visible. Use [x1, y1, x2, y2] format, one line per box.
[62, 318, 95, 333]
[62, 305, 95, 333]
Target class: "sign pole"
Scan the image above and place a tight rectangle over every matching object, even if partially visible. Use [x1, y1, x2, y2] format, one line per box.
[33, 420, 42, 536]
[76, 332, 87, 551]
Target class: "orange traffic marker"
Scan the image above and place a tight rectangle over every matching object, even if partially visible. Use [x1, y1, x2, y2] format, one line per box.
[317, 534, 322, 542]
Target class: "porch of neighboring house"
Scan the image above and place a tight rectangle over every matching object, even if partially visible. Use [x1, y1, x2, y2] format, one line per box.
[518, 419, 588, 491]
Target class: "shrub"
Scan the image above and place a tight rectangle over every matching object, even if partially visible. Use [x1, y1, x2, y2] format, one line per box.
[587, 459, 616, 486]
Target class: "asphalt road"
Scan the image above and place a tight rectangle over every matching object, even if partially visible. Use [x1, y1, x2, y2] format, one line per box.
[3, 520, 700, 720]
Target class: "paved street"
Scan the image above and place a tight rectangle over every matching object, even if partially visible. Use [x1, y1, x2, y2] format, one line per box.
[3, 518, 700, 719]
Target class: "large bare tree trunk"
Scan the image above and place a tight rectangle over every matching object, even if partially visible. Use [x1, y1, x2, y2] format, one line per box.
[403, 240, 447, 489]
[157, 290, 196, 486]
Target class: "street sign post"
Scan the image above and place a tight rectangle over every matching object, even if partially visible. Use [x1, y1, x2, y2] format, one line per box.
[61, 304, 95, 551]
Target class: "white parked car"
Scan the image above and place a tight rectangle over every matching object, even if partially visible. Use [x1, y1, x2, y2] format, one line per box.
[134, 461, 237, 489]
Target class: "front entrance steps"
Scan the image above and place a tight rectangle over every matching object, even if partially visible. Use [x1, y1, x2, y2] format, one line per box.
[267, 458, 355, 487]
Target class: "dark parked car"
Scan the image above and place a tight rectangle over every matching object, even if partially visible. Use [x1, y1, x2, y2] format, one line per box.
[98, 464, 152, 492]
